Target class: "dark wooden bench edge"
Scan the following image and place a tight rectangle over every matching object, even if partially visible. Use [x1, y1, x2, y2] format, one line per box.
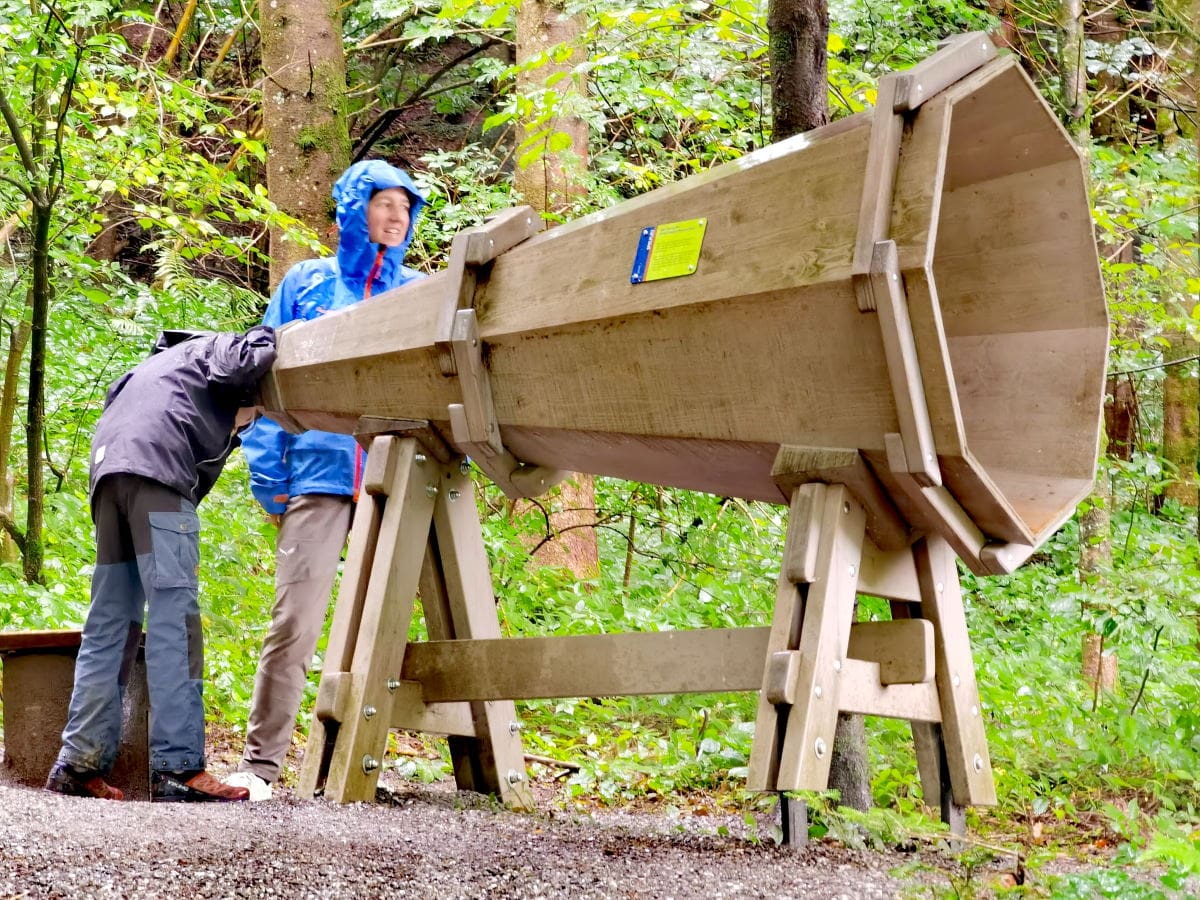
[0, 630, 83, 653]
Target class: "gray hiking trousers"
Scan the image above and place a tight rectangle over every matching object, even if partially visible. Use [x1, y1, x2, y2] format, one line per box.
[239, 493, 353, 782]
[58, 473, 206, 775]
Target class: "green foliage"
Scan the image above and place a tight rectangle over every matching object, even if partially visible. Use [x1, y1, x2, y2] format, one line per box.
[0, 9, 1198, 900]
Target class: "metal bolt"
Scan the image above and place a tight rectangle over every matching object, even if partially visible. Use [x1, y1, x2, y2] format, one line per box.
[833, 659, 842, 672]
[508, 721, 522, 735]
[971, 704, 979, 717]
[448, 488, 461, 502]
[459, 459, 471, 476]
[363, 705, 377, 719]
[361, 755, 380, 774]
[425, 484, 438, 499]
[936, 581, 944, 594]
[387, 678, 401, 692]
[973, 754, 984, 773]
[952, 674, 961, 688]
[414, 453, 427, 465]
[814, 738, 827, 758]
[848, 564, 857, 577]
[842, 502, 850, 514]
[506, 769, 524, 785]
[925, 452, 934, 461]
[813, 685, 823, 699]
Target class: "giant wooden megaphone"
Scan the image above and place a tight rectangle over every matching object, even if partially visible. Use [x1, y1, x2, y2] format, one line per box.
[260, 35, 1107, 576]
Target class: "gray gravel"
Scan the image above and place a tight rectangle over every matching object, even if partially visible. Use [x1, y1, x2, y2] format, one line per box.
[0, 770, 939, 898]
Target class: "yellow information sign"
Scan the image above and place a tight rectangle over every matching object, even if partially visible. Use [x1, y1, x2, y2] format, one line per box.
[630, 218, 707, 284]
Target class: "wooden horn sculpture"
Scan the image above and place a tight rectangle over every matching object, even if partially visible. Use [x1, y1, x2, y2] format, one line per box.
[261, 37, 1106, 576]
[260, 35, 1108, 819]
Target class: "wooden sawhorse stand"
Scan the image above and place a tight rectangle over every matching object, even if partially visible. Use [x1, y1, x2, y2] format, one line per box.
[747, 453, 996, 841]
[298, 433, 996, 841]
[299, 431, 533, 808]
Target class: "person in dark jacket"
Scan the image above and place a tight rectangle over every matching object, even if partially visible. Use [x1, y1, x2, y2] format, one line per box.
[226, 160, 426, 800]
[45, 326, 276, 802]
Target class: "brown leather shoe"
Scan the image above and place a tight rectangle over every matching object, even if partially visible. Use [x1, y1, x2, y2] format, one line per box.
[152, 769, 250, 802]
[45, 762, 124, 801]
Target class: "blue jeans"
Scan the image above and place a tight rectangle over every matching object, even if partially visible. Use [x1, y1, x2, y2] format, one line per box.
[57, 474, 206, 774]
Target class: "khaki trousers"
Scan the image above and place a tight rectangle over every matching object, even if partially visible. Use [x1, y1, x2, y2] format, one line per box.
[239, 493, 353, 782]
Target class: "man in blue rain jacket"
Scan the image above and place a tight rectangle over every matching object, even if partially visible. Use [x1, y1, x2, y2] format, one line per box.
[226, 160, 427, 800]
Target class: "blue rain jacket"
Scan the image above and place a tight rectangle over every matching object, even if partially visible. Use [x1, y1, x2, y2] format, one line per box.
[241, 161, 427, 514]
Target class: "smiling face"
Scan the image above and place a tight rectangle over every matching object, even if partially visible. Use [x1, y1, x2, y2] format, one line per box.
[366, 187, 412, 247]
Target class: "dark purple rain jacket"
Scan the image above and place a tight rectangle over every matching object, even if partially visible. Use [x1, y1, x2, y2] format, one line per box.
[88, 326, 277, 510]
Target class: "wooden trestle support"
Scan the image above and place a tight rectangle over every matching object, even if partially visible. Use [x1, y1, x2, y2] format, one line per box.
[297, 431, 996, 839]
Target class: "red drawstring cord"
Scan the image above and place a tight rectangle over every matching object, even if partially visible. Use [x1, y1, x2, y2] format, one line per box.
[353, 248, 387, 500]
[363, 248, 385, 300]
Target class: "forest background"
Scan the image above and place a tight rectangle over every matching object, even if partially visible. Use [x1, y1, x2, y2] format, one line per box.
[0, 0, 1197, 895]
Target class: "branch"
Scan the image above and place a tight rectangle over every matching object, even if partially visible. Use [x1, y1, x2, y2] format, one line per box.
[49, 42, 87, 205]
[0, 174, 35, 202]
[1110, 354, 1200, 378]
[0, 510, 26, 554]
[0, 85, 39, 180]
[352, 38, 501, 160]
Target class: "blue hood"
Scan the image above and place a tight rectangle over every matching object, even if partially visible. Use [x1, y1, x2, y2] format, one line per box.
[333, 160, 427, 297]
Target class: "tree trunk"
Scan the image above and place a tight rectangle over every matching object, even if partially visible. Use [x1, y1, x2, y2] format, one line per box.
[0, 297, 32, 564]
[514, 0, 597, 579]
[1194, 0, 1200, 539]
[768, 0, 828, 139]
[1057, 0, 1087, 129]
[1058, 0, 1116, 690]
[23, 204, 51, 583]
[514, 0, 588, 212]
[827, 712, 871, 811]
[259, 0, 349, 289]
[1162, 332, 1198, 508]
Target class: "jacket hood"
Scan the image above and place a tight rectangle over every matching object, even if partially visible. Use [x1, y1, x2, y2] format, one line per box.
[152, 330, 214, 354]
[333, 160, 427, 297]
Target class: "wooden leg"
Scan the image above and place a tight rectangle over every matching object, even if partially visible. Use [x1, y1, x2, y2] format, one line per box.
[299, 436, 438, 803]
[912, 536, 996, 806]
[910, 721, 965, 834]
[749, 483, 867, 792]
[747, 484, 822, 791]
[777, 484, 866, 790]
[298, 439, 388, 798]
[779, 793, 808, 849]
[420, 460, 533, 810]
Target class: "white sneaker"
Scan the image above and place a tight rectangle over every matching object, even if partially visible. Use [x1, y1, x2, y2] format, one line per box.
[223, 771, 273, 802]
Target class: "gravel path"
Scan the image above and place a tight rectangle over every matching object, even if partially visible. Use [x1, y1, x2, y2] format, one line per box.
[0, 769, 939, 899]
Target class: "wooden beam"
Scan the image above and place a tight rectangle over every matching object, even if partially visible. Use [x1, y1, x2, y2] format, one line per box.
[913, 536, 997, 806]
[396, 619, 938, 703]
[402, 628, 769, 700]
[772, 445, 911, 552]
[847, 619, 933, 685]
[891, 33, 997, 112]
[871, 240, 941, 487]
[389, 681, 477, 736]
[836, 659, 941, 721]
